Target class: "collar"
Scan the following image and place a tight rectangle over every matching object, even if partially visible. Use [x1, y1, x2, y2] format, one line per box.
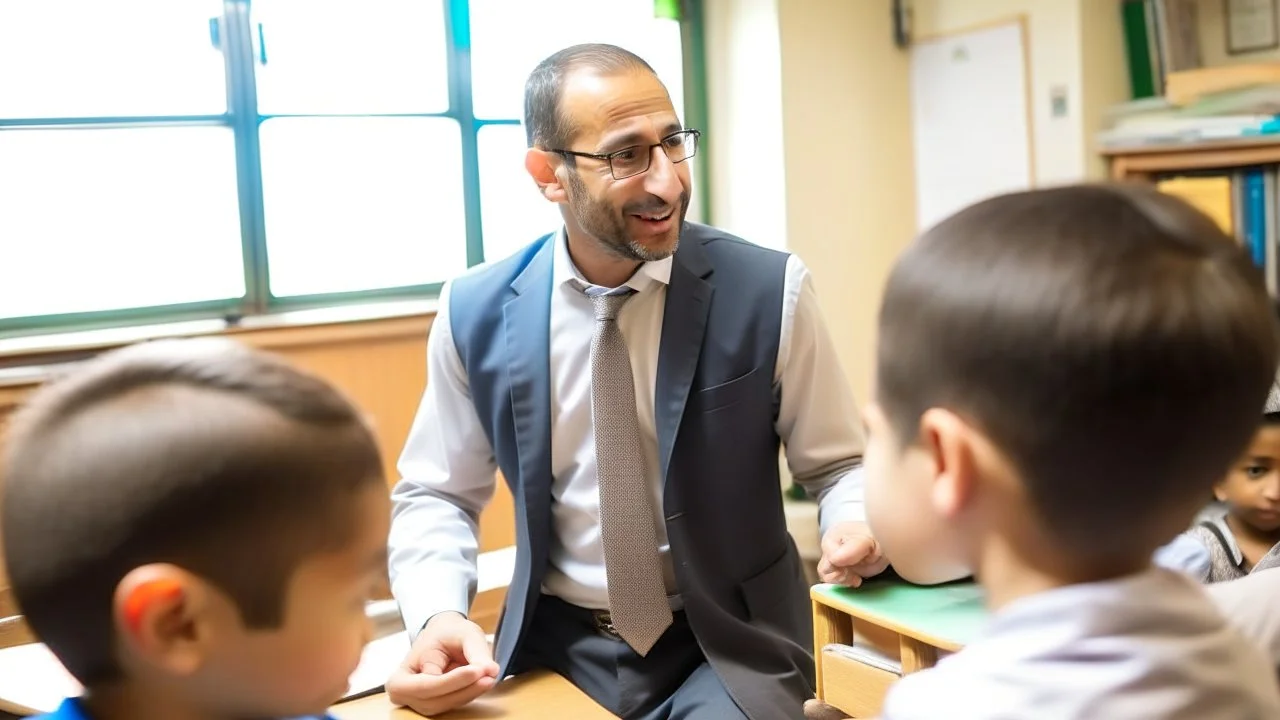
[551, 227, 673, 294]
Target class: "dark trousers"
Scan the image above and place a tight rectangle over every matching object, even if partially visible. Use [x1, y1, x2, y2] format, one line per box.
[513, 595, 748, 720]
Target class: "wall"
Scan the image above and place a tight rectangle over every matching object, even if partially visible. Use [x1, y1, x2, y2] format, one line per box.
[912, 0, 1087, 185]
[1080, 0, 1133, 179]
[704, 0, 917, 405]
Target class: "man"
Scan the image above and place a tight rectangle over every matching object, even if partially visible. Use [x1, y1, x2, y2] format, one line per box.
[385, 43, 882, 720]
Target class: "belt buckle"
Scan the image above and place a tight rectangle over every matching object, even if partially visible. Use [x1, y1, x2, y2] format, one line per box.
[592, 610, 622, 640]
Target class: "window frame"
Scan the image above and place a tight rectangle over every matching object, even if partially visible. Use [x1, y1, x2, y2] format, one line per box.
[0, 0, 709, 340]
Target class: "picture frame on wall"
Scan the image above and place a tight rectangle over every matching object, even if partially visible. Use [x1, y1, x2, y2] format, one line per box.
[1226, 0, 1280, 55]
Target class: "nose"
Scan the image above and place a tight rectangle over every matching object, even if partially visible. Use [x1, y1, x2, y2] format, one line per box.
[642, 145, 683, 202]
[1264, 476, 1280, 502]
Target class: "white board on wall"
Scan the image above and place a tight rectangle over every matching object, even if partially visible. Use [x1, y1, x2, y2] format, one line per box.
[911, 20, 1033, 233]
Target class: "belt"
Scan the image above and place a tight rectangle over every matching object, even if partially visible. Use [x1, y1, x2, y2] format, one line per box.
[589, 609, 624, 640]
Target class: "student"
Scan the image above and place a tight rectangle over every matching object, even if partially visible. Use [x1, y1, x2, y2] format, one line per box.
[1186, 378, 1280, 582]
[860, 184, 1280, 718]
[0, 338, 391, 720]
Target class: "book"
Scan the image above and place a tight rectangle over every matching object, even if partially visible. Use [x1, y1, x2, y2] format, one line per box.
[1156, 175, 1235, 234]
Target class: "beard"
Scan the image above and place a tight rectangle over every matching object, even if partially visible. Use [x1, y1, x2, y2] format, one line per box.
[565, 170, 689, 263]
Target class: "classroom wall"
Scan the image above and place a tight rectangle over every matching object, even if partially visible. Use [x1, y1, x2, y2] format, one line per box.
[1080, 0, 1133, 180]
[704, 0, 1133, 404]
[703, 0, 916, 405]
[912, 0, 1087, 185]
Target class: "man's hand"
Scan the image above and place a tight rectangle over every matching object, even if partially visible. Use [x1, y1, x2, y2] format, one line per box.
[818, 521, 889, 587]
[385, 611, 500, 715]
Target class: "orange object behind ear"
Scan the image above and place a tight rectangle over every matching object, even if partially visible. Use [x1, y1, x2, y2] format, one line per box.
[123, 578, 184, 633]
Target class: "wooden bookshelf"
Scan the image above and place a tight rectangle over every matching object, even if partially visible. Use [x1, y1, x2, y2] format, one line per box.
[1104, 136, 1280, 182]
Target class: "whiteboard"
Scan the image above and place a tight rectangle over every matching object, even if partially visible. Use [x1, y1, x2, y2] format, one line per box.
[911, 21, 1032, 233]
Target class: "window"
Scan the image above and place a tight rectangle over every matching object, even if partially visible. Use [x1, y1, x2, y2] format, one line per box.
[0, 0, 700, 338]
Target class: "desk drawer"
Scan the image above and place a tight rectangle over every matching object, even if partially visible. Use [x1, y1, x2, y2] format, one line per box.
[820, 649, 900, 719]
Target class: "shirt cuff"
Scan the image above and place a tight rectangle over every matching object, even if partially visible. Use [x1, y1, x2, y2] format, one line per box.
[392, 568, 473, 640]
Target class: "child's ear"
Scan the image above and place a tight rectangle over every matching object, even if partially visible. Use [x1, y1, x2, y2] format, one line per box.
[525, 148, 569, 204]
[918, 408, 977, 519]
[1213, 483, 1230, 503]
[113, 565, 210, 677]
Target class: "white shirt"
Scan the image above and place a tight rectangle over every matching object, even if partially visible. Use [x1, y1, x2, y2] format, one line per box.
[388, 229, 867, 635]
[1207, 568, 1280, 675]
[881, 568, 1280, 719]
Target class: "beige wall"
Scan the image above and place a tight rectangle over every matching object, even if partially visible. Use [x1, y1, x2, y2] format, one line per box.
[702, 0, 1129, 401]
[1079, 0, 1132, 179]
[704, 0, 916, 404]
[912, 0, 1084, 184]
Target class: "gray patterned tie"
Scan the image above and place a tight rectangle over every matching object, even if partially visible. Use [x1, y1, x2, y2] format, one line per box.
[582, 285, 673, 656]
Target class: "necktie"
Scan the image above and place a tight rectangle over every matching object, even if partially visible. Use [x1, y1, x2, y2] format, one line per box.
[580, 285, 673, 655]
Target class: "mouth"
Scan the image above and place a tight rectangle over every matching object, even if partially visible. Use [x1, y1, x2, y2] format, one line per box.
[630, 208, 675, 227]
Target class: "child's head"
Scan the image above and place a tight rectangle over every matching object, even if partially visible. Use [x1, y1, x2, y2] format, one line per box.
[1, 338, 389, 717]
[1214, 377, 1280, 535]
[863, 184, 1278, 587]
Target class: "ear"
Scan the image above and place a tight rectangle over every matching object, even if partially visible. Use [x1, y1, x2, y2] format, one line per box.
[1213, 482, 1229, 503]
[917, 408, 978, 519]
[113, 565, 210, 677]
[525, 148, 569, 204]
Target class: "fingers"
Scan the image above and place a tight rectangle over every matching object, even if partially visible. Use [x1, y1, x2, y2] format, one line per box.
[819, 559, 863, 587]
[826, 534, 877, 567]
[402, 633, 454, 676]
[385, 664, 497, 715]
[461, 627, 500, 677]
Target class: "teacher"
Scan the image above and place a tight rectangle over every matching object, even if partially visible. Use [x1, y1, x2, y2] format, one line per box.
[385, 43, 883, 720]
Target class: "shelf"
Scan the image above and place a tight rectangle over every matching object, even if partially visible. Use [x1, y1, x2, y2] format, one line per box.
[1104, 136, 1280, 180]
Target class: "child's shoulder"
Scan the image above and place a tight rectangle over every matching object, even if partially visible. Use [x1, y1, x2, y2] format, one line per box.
[880, 571, 1280, 718]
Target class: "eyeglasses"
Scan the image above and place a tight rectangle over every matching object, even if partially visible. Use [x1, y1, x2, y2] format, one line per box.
[549, 129, 701, 181]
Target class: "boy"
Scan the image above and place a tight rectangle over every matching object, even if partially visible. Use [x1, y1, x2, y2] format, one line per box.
[862, 184, 1280, 718]
[1, 337, 391, 720]
[1187, 377, 1280, 581]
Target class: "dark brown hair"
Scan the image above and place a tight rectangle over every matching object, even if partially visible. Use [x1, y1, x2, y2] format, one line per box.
[1, 338, 384, 686]
[523, 42, 656, 150]
[876, 183, 1279, 558]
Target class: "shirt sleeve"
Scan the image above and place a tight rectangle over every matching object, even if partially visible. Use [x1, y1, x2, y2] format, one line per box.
[387, 281, 500, 637]
[774, 254, 867, 536]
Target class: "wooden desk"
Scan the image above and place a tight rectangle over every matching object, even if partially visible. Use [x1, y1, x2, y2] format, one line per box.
[329, 671, 615, 720]
[811, 580, 985, 719]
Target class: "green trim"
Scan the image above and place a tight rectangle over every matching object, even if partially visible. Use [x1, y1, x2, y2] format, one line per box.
[446, 0, 488, 268]
[0, 115, 228, 128]
[225, 0, 271, 315]
[654, 0, 681, 20]
[681, 0, 712, 223]
[0, 299, 244, 341]
[264, 282, 445, 312]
